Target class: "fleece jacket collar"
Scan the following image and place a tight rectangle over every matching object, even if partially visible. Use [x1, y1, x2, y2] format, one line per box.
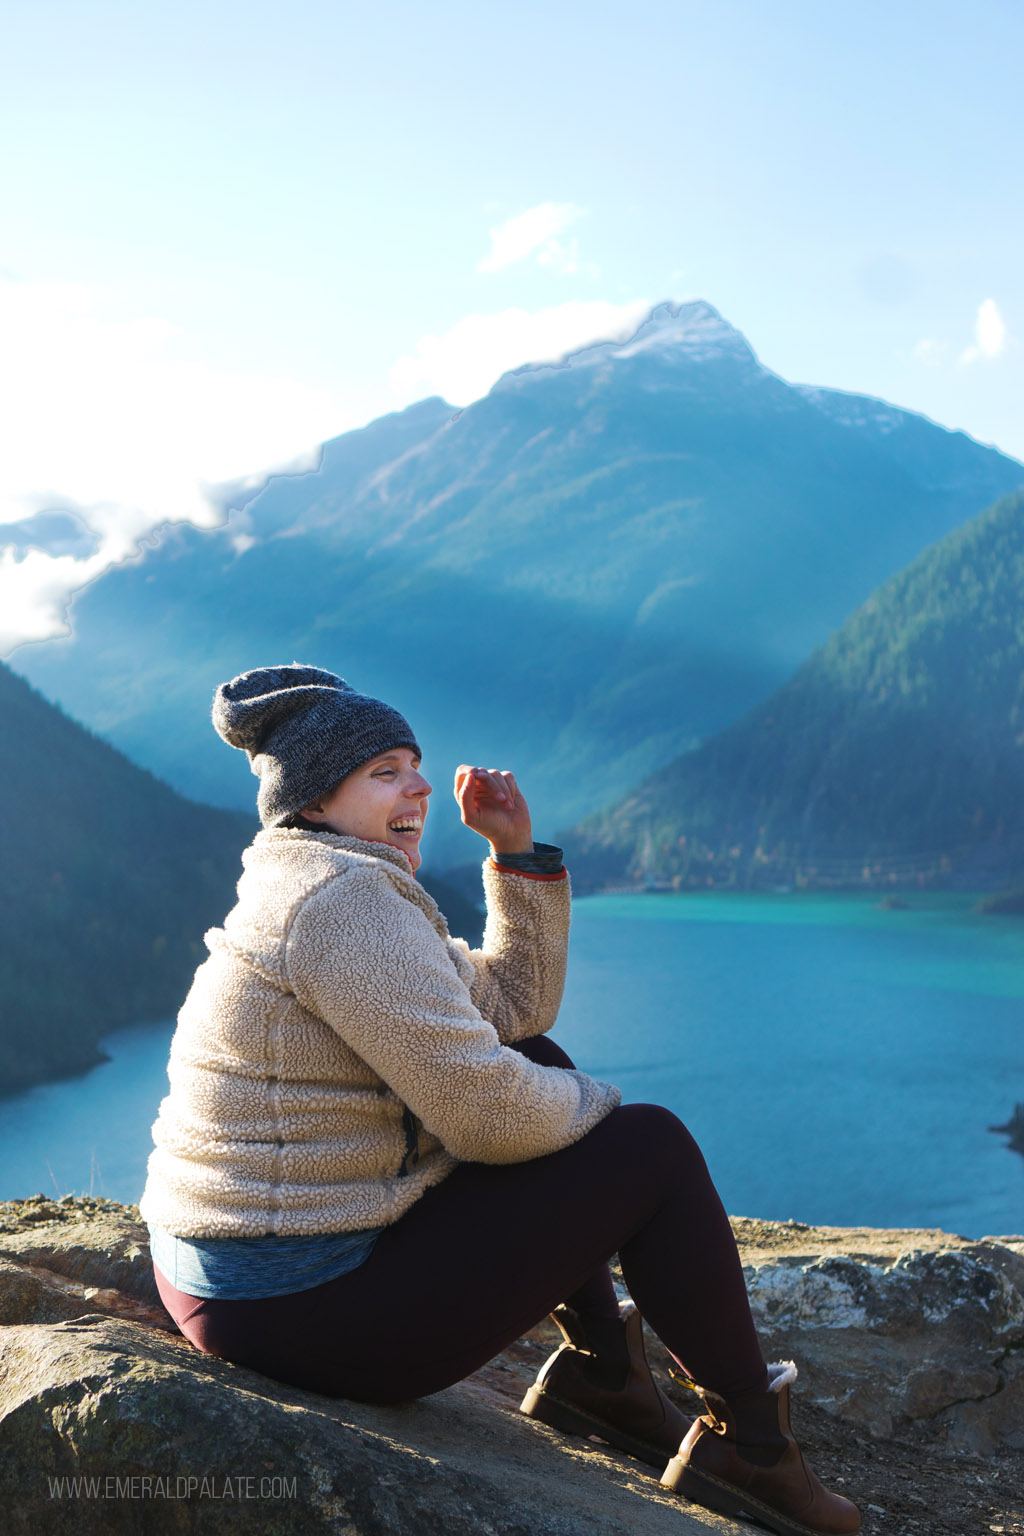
[253, 825, 449, 938]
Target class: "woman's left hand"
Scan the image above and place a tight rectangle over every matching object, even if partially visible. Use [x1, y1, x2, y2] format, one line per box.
[454, 765, 534, 855]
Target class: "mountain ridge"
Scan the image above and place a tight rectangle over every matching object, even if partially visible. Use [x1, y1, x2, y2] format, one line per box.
[11, 300, 1023, 867]
[561, 485, 1024, 892]
[489, 300, 761, 390]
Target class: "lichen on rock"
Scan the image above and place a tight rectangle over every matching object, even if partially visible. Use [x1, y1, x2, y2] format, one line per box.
[729, 1217, 1024, 1454]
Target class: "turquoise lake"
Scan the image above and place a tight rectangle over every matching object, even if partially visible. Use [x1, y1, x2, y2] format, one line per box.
[2, 891, 1022, 1237]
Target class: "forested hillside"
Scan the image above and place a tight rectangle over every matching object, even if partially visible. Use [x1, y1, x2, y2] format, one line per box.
[563, 487, 1024, 892]
[0, 664, 256, 1093]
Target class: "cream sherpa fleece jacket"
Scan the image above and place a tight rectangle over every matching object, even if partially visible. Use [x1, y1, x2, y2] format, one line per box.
[139, 828, 621, 1238]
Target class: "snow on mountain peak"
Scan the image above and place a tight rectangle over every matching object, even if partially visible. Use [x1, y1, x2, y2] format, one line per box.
[490, 300, 761, 396]
[607, 300, 757, 364]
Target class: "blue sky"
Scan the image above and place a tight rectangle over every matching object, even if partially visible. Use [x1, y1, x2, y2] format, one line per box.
[1, 0, 1021, 647]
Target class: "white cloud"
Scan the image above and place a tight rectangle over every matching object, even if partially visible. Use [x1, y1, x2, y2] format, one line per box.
[0, 546, 105, 651]
[477, 203, 586, 273]
[389, 298, 652, 408]
[536, 237, 580, 275]
[912, 337, 948, 367]
[0, 277, 358, 653]
[958, 298, 1009, 367]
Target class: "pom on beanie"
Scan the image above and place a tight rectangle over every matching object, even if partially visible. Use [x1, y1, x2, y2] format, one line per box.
[213, 663, 420, 827]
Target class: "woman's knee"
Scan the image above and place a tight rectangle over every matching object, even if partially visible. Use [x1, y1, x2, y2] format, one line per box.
[511, 1034, 577, 1070]
[597, 1102, 709, 1172]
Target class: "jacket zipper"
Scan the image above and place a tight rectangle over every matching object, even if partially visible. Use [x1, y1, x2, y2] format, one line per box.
[397, 1105, 420, 1178]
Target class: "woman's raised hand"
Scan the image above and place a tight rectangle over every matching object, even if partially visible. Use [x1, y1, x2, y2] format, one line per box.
[454, 766, 533, 855]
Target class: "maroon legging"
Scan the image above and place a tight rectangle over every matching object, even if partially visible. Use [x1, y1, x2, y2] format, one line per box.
[153, 1036, 767, 1404]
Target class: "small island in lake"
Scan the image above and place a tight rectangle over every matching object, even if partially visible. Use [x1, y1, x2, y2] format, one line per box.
[976, 889, 1024, 916]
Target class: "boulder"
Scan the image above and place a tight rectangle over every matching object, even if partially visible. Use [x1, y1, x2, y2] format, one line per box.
[0, 1197, 714, 1536]
[729, 1217, 1024, 1455]
[2, 1196, 1024, 1533]
[0, 1314, 726, 1536]
[0, 1195, 167, 1331]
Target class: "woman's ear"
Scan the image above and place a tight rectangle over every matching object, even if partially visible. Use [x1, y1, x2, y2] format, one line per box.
[293, 777, 345, 828]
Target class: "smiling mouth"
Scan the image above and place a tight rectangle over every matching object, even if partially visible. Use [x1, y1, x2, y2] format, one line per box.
[388, 818, 422, 835]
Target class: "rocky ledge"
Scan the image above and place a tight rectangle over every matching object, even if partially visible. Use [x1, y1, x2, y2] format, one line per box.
[0, 1195, 1022, 1536]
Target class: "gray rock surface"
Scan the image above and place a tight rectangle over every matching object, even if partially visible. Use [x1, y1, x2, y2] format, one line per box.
[0, 1197, 719, 1536]
[0, 1314, 729, 1536]
[2, 1196, 1024, 1533]
[0, 1194, 165, 1330]
[729, 1218, 1024, 1455]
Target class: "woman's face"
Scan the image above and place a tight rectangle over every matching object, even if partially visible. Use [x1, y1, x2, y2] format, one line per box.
[300, 748, 432, 871]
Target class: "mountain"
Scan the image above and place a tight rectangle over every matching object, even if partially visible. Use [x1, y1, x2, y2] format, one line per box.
[0, 511, 102, 559]
[11, 301, 1023, 867]
[0, 662, 260, 1094]
[561, 487, 1024, 892]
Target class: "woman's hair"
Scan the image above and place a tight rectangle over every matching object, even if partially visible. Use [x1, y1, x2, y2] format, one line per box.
[278, 774, 348, 832]
[279, 811, 319, 831]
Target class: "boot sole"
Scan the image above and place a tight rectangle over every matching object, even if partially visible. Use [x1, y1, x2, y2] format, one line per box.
[661, 1457, 861, 1536]
[519, 1381, 678, 1471]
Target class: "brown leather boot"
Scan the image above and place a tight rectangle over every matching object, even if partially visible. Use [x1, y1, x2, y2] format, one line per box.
[660, 1361, 861, 1535]
[519, 1300, 691, 1469]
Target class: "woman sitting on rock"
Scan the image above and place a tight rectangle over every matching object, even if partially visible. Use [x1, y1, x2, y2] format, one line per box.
[141, 663, 860, 1536]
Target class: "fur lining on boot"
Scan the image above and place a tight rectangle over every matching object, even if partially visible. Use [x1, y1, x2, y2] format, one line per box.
[766, 1360, 798, 1392]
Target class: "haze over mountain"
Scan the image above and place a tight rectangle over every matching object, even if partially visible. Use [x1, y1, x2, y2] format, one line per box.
[12, 301, 1023, 867]
[562, 487, 1024, 893]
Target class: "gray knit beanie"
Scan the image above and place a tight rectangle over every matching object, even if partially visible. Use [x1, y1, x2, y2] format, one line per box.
[212, 663, 421, 827]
